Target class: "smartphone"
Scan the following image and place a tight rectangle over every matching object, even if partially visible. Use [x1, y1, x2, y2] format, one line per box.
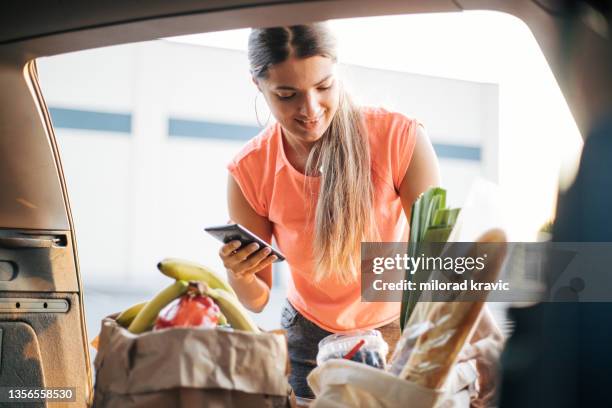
[204, 223, 285, 262]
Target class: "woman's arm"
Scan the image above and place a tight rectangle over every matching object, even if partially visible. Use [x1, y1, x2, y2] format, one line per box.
[398, 125, 441, 219]
[221, 173, 276, 313]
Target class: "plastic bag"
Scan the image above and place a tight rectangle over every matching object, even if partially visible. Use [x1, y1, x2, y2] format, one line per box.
[317, 330, 388, 369]
[388, 320, 433, 376]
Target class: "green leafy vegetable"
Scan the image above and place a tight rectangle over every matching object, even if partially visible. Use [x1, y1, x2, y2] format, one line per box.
[400, 187, 460, 331]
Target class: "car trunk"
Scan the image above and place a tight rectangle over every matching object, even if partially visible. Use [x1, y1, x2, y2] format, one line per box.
[0, 60, 93, 404]
[0, 1, 609, 407]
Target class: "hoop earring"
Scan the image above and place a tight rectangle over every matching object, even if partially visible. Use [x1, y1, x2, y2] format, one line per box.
[254, 92, 271, 128]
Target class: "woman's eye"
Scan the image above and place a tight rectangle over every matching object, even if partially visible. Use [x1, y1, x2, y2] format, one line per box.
[318, 81, 334, 91]
[277, 93, 295, 100]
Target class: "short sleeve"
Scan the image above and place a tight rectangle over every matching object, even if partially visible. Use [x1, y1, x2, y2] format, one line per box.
[227, 159, 268, 217]
[392, 116, 420, 191]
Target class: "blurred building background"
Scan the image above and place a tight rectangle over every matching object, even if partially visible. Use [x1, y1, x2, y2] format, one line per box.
[36, 12, 581, 355]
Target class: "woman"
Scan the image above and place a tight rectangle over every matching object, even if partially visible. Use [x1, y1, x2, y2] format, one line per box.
[219, 23, 440, 399]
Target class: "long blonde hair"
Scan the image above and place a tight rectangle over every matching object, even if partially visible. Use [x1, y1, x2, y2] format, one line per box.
[248, 24, 379, 283]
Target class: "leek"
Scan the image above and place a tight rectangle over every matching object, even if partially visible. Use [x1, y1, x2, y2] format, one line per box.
[400, 187, 460, 331]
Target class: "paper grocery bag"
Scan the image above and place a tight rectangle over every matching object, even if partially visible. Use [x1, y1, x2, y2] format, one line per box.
[93, 317, 294, 408]
[307, 359, 477, 408]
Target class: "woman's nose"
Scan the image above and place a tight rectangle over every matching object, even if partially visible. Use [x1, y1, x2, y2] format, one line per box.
[299, 91, 321, 118]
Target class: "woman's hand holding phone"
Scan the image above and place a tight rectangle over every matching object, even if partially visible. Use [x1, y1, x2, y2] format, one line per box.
[219, 240, 278, 282]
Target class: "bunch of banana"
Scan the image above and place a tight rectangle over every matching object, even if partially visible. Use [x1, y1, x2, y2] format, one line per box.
[157, 258, 238, 297]
[128, 280, 189, 334]
[115, 258, 260, 334]
[116, 301, 147, 327]
[204, 286, 259, 332]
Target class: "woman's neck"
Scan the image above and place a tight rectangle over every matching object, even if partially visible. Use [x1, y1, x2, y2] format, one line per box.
[282, 128, 315, 156]
[281, 128, 320, 176]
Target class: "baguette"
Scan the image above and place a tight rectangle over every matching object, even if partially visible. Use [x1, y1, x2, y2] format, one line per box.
[399, 228, 507, 389]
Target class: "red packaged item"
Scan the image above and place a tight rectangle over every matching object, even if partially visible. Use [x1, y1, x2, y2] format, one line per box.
[154, 282, 221, 330]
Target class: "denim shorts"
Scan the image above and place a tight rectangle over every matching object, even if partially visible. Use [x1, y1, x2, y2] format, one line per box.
[281, 299, 400, 399]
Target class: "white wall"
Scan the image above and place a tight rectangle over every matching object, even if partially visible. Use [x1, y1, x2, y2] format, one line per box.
[56, 130, 132, 282]
[37, 40, 495, 289]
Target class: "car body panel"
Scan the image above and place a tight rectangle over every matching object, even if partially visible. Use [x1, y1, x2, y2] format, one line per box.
[0, 1, 609, 407]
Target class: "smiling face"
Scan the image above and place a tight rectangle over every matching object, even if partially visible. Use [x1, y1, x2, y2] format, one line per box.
[255, 56, 340, 145]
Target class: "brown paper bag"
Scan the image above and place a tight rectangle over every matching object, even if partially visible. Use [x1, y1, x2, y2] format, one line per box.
[93, 317, 294, 408]
[307, 359, 477, 408]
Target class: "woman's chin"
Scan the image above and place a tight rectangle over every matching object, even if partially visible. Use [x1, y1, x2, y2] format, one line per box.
[288, 127, 325, 143]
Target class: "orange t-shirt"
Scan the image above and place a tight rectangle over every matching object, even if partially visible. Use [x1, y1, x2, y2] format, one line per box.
[227, 107, 419, 332]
